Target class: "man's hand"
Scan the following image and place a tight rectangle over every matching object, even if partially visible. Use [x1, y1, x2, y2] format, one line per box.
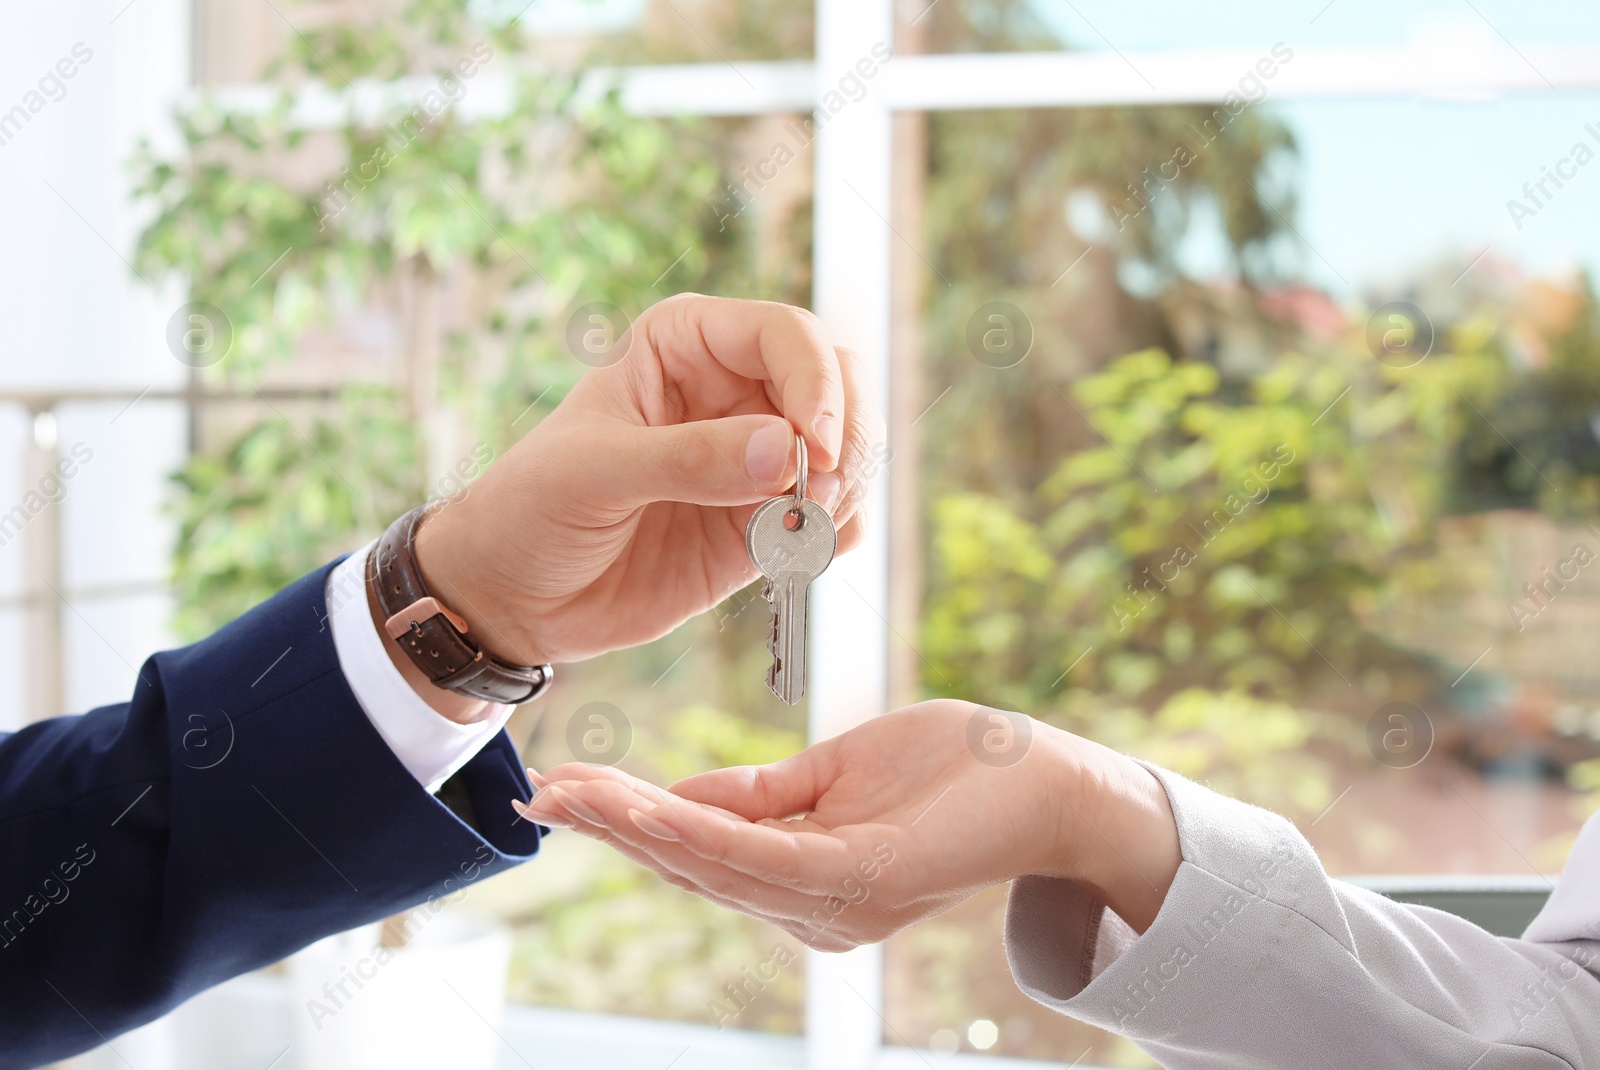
[515, 701, 1182, 949]
[392, 295, 874, 684]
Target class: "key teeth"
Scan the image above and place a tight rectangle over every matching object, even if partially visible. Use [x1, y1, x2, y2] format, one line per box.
[765, 587, 782, 663]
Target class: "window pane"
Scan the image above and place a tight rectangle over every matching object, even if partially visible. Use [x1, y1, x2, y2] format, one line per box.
[885, 90, 1600, 1062]
[485, 617, 810, 1032]
[164, 0, 821, 1045]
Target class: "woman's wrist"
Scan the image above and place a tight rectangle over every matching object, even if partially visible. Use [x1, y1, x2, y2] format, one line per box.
[1031, 727, 1182, 934]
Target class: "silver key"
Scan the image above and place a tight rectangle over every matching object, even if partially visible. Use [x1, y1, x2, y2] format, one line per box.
[746, 436, 837, 705]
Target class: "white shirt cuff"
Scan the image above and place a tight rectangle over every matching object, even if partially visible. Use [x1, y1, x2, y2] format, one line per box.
[326, 544, 514, 795]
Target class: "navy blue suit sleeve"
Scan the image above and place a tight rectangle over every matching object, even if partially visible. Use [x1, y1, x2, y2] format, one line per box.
[0, 561, 544, 1068]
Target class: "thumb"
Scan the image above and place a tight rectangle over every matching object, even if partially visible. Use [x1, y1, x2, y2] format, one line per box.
[595, 414, 799, 508]
[672, 748, 827, 822]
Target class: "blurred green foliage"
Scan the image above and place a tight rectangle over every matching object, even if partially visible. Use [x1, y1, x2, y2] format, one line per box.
[1568, 759, 1600, 834]
[135, 3, 765, 639]
[924, 340, 1505, 720]
[132, 0, 1600, 1051]
[133, 0, 810, 1032]
[168, 391, 420, 637]
[1455, 280, 1600, 515]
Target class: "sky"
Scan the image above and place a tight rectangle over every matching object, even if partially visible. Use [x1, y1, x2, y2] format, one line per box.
[1020, 0, 1600, 296]
[1281, 93, 1600, 297]
[1019, 0, 1600, 52]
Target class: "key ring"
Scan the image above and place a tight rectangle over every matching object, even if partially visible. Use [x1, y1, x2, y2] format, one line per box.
[792, 432, 807, 512]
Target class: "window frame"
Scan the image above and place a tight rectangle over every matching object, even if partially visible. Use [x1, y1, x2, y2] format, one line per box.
[36, 2, 1600, 1066]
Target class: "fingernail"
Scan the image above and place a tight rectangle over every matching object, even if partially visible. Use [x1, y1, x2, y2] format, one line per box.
[810, 471, 842, 512]
[514, 799, 572, 828]
[550, 785, 606, 828]
[629, 807, 681, 842]
[745, 422, 792, 483]
[812, 414, 840, 454]
[526, 767, 549, 789]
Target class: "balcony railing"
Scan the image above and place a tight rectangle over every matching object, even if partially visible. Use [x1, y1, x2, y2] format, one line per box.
[0, 386, 340, 725]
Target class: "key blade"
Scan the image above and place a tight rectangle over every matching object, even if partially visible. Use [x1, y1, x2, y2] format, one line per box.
[769, 573, 808, 705]
[765, 607, 781, 687]
[746, 496, 836, 707]
[763, 578, 789, 699]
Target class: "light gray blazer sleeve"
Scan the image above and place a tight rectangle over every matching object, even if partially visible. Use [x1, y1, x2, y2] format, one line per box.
[1004, 763, 1600, 1069]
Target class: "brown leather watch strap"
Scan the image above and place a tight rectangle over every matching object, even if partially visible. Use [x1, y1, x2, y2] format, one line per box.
[368, 505, 553, 705]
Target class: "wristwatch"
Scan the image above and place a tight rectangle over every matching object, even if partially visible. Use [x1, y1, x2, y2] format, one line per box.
[368, 505, 554, 705]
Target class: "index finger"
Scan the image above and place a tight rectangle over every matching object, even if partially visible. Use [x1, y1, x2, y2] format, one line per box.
[645, 294, 847, 469]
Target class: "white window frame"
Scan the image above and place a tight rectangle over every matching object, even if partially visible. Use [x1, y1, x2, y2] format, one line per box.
[51, 3, 1600, 1067]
